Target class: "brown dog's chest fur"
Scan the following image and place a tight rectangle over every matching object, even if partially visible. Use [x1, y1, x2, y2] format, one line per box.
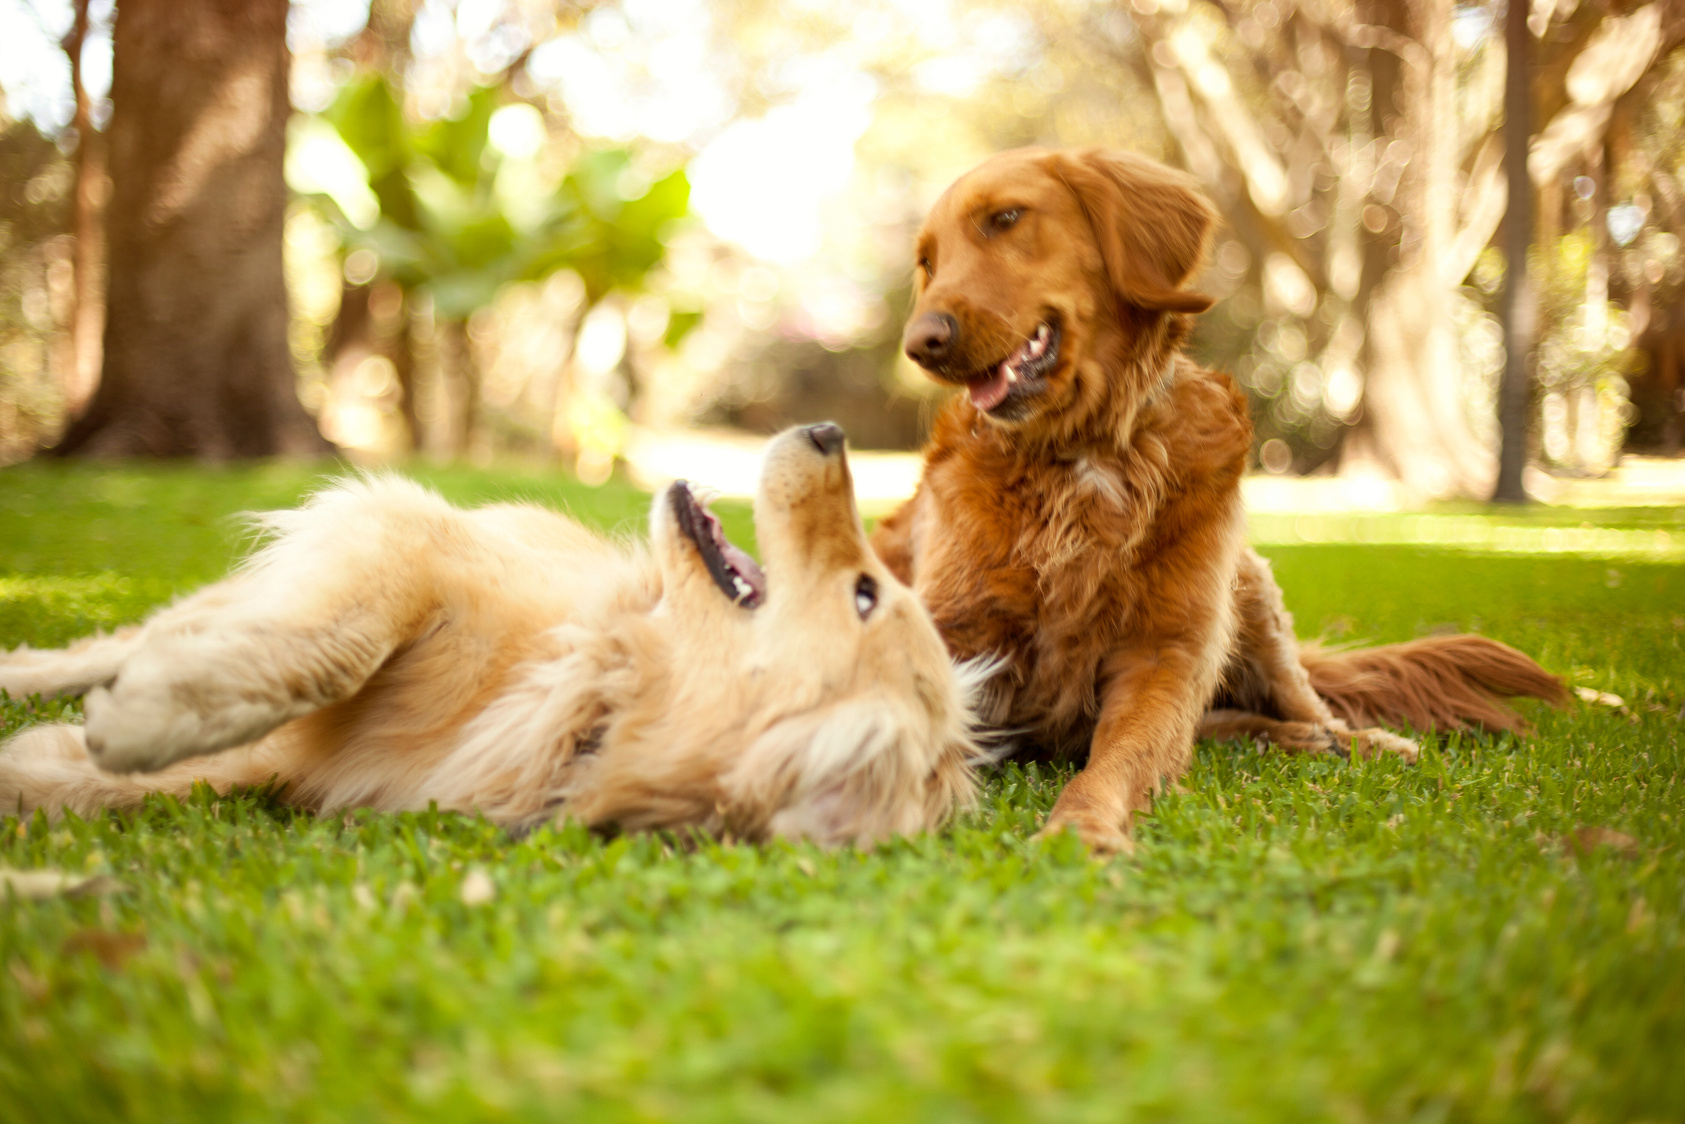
[885, 359, 1252, 757]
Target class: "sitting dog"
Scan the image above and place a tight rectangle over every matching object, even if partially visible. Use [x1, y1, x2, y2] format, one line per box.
[872, 147, 1566, 853]
[1, 424, 980, 846]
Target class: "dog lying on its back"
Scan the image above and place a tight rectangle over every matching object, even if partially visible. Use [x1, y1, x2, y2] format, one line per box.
[874, 147, 1567, 853]
[1, 424, 981, 845]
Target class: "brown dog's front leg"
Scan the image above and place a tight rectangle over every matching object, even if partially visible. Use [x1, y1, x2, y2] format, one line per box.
[1038, 644, 1213, 855]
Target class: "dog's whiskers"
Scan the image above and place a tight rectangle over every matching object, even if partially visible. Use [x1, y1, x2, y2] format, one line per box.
[982, 305, 1033, 347]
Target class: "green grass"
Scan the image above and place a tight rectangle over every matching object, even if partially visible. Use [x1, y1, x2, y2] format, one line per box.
[1, 461, 1681, 1123]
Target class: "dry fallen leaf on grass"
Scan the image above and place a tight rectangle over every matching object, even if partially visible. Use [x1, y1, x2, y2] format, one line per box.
[61, 929, 148, 969]
[1574, 687, 1627, 708]
[0, 868, 128, 900]
[1566, 826, 1642, 858]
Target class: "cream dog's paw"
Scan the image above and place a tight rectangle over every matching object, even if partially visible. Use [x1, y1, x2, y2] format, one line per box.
[81, 650, 223, 774]
[81, 680, 187, 774]
[84, 643, 303, 774]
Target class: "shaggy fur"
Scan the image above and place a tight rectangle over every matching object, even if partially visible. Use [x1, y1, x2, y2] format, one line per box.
[872, 147, 1567, 853]
[1, 426, 981, 846]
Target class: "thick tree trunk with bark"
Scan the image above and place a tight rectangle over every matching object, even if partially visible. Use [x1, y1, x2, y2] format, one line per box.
[55, 0, 326, 458]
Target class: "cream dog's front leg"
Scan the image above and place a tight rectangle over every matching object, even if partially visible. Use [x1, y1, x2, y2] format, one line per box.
[81, 599, 402, 773]
[83, 552, 432, 772]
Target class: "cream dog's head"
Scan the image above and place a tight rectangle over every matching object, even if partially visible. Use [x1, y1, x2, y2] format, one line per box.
[583, 424, 980, 846]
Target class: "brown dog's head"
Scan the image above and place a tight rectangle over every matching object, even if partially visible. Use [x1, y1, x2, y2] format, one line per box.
[903, 147, 1216, 435]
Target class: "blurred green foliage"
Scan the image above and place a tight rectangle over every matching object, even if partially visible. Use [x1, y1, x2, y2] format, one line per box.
[309, 75, 691, 320]
[304, 74, 690, 320]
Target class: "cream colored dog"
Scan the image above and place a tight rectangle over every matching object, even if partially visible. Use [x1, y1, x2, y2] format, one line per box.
[0, 424, 980, 845]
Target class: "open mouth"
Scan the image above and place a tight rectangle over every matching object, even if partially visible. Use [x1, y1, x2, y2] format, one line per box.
[670, 481, 767, 608]
[965, 319, 1061, 413]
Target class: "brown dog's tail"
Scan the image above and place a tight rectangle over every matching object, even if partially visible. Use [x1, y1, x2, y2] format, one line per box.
[1301, 635, 1569, 735]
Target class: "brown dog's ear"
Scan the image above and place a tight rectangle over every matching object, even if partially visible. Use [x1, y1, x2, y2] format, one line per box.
[1051, 148, 1217, 315]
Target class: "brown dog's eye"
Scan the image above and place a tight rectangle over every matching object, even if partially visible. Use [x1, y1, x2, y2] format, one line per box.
[989, 208, 1022, 232]
[916, 257, 933, 277]
[854, 574, 878, 620]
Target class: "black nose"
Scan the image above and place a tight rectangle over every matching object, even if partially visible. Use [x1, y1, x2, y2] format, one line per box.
[804, 422, 845, 457]
[903, 312, 958, 368]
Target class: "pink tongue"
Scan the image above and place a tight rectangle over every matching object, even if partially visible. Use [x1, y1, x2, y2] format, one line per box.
[968, 364, 1011, 411]
[720, 541, 766, 600]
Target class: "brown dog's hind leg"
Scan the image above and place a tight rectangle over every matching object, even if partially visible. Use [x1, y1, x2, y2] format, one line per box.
[1221, 548, 1420, 762]
[1198, 708, 1419, 761]
[1227, 549, 1339, 724]
[1198, 709, 1343, 755]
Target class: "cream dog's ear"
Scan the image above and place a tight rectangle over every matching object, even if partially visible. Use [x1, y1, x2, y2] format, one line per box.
[1051, 147, 1218, 315]
[725, 695, 977, 846]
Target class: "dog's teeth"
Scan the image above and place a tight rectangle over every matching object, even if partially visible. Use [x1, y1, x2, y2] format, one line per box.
[1006, 366, 1018, 384]
[732, 576, 752, 600]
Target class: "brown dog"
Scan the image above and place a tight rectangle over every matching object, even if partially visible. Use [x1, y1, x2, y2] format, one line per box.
[872, 147, 1566, 853]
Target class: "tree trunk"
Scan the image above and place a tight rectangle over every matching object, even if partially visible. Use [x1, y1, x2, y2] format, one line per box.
[1493, 0, 1534, 502]
[1344, 0, 1495, 498]
[61, 0, 106, 418]
[434, 319, 480, 459]
[1662, 328, 1681, 456]
[1575, 139, 1610, 471]
[392, 298, 421, 452]
[54, 0, 326, 459]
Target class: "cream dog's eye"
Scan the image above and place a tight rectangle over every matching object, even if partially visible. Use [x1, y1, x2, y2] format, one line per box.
[854, 574, 878, 619]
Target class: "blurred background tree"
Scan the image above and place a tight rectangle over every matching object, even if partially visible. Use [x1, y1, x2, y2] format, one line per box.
[0, 0, 1682, 495]
[56, 0, 327, 457]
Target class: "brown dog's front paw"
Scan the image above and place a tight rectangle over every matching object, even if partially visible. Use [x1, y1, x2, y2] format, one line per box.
[1035, 816, 1135, 857]
[1036, 789, 1135, 857]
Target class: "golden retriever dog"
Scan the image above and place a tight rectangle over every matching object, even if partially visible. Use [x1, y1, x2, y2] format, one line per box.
[872, 147, 1566, 854]
[1, 424, 979, 845]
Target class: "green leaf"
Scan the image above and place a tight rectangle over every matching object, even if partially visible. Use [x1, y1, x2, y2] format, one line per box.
[413, 85, 500, 188]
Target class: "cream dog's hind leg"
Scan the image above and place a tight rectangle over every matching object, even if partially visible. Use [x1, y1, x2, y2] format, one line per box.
[5, 485, 432, 774]
[0, 627, 147, 702]
[0, 722, 293, 821]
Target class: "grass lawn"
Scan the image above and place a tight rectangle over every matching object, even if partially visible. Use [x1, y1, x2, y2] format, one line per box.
[1, 460, 1681, 1123]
